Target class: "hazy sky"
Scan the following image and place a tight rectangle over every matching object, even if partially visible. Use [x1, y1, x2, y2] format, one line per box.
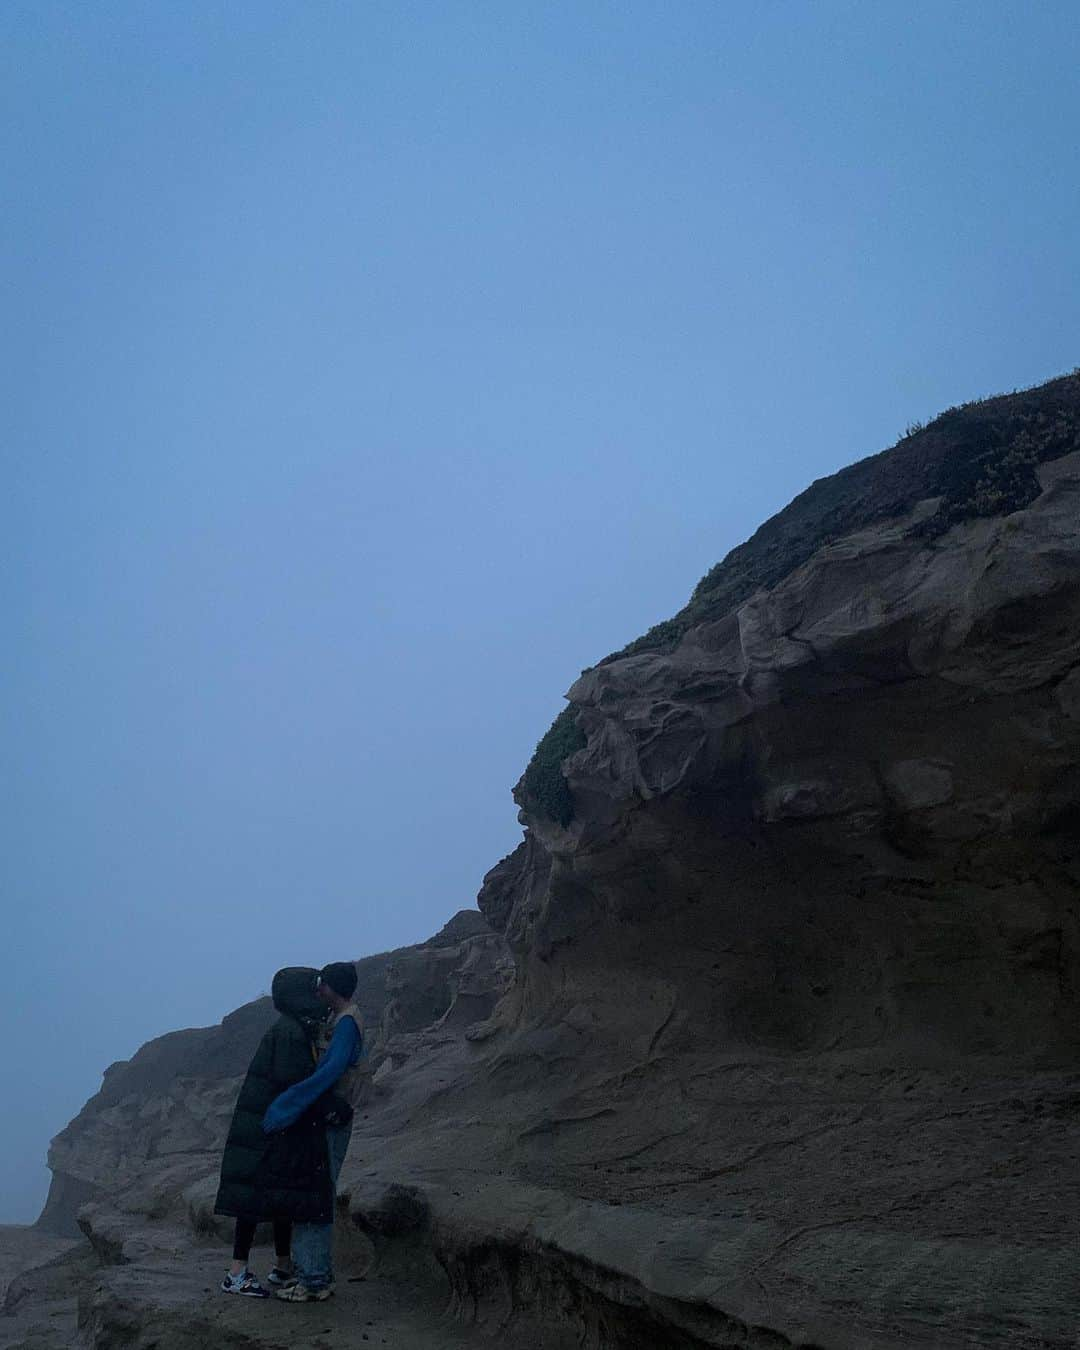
[3, 1, 1077, 1223]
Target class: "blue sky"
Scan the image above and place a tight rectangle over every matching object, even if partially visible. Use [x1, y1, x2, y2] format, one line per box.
[2, 1, 1077, 1222]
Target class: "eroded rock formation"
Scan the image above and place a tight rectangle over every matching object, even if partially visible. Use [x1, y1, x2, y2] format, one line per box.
[496, 448, 1080, 1067]
[10, 373, 1080, 1350]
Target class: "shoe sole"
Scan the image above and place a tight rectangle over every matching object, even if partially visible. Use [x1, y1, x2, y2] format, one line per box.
[275, 1288, 332, 1302]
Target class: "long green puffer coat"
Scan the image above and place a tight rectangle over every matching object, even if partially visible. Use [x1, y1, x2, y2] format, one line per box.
[214, 967, 335, 1224]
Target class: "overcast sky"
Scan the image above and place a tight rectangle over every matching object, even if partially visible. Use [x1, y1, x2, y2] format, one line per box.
[3, 1, 1078, 1223]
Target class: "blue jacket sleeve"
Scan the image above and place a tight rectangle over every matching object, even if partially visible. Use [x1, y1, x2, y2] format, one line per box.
[262, 1018, 361, 1135]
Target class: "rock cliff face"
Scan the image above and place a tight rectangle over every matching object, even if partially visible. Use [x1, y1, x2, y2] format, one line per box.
[495, 442, 1080, 1069]
[14, 373, 1080, 1350]
[465, 375, 1080, 1347]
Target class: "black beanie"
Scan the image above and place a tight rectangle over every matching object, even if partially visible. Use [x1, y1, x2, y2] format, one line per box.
[320, 961, 358, 1000]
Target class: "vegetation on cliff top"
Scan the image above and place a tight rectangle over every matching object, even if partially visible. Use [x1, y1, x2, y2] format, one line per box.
[520, 370, 1080, 825]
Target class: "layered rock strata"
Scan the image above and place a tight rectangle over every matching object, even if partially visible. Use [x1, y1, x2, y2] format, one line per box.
[457, 382, 1080, 1346]
[15, 373, 1080, 1349]
[498, 446, 1080, 1068]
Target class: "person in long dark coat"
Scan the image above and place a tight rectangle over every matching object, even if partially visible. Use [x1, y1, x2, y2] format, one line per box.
[214, 967, 334, 1297]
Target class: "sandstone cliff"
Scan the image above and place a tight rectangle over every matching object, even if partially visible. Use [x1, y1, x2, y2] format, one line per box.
[10, 372, 1080, 1350]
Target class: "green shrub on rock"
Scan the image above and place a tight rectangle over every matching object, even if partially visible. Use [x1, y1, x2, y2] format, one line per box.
[519, 705, 586, 828]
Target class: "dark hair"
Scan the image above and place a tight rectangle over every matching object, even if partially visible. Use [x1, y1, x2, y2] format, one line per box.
[320, 961, 358, 1000]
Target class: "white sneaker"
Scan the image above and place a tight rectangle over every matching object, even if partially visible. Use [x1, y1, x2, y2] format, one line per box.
[221, 1270, 269, 1298]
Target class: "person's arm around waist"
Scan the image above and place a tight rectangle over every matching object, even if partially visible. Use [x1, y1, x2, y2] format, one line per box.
[262, 1018, 361, 1134]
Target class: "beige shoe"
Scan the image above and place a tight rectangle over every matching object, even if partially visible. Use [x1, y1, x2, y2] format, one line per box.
[274, 1283, 332, 1302]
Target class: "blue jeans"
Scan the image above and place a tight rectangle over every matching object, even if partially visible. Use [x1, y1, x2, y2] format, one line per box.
[292, 1122, 351, 1290]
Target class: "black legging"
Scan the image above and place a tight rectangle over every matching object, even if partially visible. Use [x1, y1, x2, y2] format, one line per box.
[232, 1217, 293, 1263]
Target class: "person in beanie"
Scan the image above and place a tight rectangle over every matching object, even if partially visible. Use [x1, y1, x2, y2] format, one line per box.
[263, 961, 364, 1302]
[214, 967, 335, 1297]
